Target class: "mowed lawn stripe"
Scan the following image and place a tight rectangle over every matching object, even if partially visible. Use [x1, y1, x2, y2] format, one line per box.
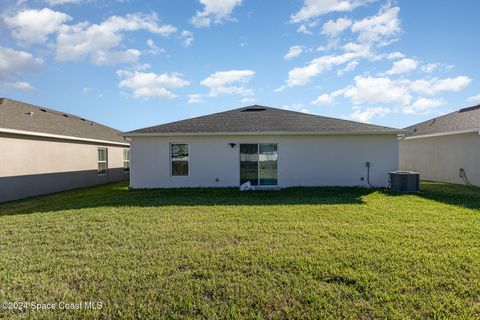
[0, 182, 479, 319]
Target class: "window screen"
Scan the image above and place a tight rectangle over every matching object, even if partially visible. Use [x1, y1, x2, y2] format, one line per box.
[171, 143, 189, 176]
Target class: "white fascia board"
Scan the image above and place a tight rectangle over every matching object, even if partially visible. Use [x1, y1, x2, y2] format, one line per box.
[123, 130, 406, 138]
[404, 128, 480, 140]
[0, 127, 130, 147]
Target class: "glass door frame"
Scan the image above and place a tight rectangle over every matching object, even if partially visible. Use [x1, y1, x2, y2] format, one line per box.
[239, 143, 278, 187]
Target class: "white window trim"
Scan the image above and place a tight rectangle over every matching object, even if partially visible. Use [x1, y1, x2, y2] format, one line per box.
[123, 148, 130, 172]
[170, 143, 190, 177]
[98, 147, 108, 176]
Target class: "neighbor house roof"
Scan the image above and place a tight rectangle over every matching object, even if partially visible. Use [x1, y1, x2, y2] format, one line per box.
[404, 104, 480, 138]
[125, 105, 403, 136]
[0, 98, 128, 145]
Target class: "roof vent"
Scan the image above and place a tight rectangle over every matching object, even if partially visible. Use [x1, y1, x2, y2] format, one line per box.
[81, 118, 86, 121]
[459, 105, 480, 113]
[39, 109, 46, 112]
[62, 114, 68, 117]
[25, 111, 34, 116]
[241, 107, 266, 112]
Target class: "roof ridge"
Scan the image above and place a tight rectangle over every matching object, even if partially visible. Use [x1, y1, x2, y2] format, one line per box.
[2, 97, 122, 133]
[0, 97, 126, 143]
[404, 104, 480, 130]
[126, 104, 402, 135]
[273, 106, 398, 130]
[125, 105, 260, 134]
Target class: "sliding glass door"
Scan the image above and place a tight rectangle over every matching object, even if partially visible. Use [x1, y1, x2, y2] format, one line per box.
[240, 144, 277, 186]
[240, 144, 259, 185]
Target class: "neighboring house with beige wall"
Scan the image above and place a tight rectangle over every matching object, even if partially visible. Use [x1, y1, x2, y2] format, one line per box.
[124, 106, 402, 189]
[400, 105, 480, 186]
[0, 98, 130, 202]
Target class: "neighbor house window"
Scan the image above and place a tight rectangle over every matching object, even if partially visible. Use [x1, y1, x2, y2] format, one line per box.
[170, 143, 189, 176]
[123, 149, 130, 172]
[98, 147, 108, 175]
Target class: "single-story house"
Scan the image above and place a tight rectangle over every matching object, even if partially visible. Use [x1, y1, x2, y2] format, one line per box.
[0, 98, 130, 202]
[400, 104, 480, 186]
[124, 105, 403, 189]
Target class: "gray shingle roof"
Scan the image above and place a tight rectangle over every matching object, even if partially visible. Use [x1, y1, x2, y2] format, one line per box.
[126, 105, 401, 135]
[0, 98, 127, 144]
[404, 104, 480, 137]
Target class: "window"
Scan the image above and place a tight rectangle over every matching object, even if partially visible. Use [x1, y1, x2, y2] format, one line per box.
[240, 143, 277, 186]
[170, 143, 189, 176]
[98, 148, 108, 175]
[123, 149, 130, 172]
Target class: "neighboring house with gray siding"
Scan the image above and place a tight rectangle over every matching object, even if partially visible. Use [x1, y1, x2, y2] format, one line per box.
[0, 98, 130, 202]
[400, 105, 480, 186]
[124, 105, 403, 189]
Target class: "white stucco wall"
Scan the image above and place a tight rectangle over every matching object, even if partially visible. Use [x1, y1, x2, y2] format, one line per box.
[0, 133, 130, 202]
[130, 134, 399, 188]
[400, 132, 480, 186]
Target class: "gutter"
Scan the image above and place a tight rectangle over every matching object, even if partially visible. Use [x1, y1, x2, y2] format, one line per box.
[403, 128, 480, 140]
[0, 127, 130, 147]
[123, 130, 407, 138]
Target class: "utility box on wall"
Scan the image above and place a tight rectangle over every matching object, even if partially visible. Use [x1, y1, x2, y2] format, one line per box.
[389, 171, 420, 193]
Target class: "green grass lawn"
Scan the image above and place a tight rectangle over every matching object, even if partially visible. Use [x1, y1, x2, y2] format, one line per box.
[0, 182, 479, 319]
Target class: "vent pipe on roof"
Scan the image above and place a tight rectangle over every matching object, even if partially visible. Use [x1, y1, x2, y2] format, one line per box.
[25, 111, 34, 116]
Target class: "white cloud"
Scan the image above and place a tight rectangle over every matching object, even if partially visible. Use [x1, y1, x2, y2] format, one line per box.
[45, 0, 83, 5]
[403, 98, 445, 115]
[277, 54, 350, 89]
[337, 60, 358, 76]
[409, 76, 471, 95]
[284, 45, 305, 60]
[55, 13, 176, 64]
[467, 94, 480, 103]
[146, 39, 164, 55]
[349, 106, 390, 122]
[190, 0, 242, 28]
[180, 30, 194, 47]
[291, 0, 372, 23]
[277, 43, 374, 90]
[4, 9, 184, 66]
[208, 85, 253, 97]
[318, 75, 470, 115]
[117, 70, 190, 98]
[3, 81, 36, 91]
[240, 97, 255, 104]
[201, 70, 254, 87]
[188, 94, 203, 103]
[93, 49, 142, 65]
[344, 75, 412, 105]
[0, 47, 43, 74]
[351, 5, 401, 44]
[321, 17, 352, 38]
[4, 8, 72, 44]
[0, 47, 43, 90]
[200, 69, 255, 97]
[311, 93, 335, 105]
[297, 25, 311, 34]
[386, 58, 418, 75]
[421, 63, 438, 73]
[386, 52, 405, 59]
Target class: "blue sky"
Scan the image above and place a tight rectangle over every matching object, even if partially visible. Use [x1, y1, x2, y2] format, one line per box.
[1, 0, 479, 131]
